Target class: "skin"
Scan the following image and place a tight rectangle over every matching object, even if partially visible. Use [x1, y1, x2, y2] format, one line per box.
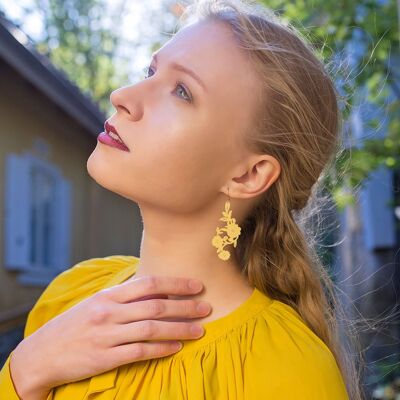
[87, 19, 281, 325]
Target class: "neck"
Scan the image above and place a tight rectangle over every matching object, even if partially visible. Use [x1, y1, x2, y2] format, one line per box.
[132, 201, 254, 322]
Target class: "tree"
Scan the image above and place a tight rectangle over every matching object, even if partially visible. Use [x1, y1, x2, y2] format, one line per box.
[258, 0, 399, 210]
[13, 0, 132, 115]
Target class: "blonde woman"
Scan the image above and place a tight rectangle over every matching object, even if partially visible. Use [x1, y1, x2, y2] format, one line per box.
[0, 0, 360, 398]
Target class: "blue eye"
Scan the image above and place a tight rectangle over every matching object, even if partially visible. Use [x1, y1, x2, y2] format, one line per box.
[142, 66, 192, 103]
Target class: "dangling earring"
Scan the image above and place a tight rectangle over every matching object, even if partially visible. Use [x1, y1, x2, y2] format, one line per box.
[211, 187, 242, 261]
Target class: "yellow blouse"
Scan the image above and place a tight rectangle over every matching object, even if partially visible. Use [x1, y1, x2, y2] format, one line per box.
[0, 255, 349, 399]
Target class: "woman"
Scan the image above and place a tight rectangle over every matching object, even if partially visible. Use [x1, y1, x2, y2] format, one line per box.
[0, 0, 359, 398]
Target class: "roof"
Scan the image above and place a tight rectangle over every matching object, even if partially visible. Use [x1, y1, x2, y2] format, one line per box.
[0, 11, 106, 136]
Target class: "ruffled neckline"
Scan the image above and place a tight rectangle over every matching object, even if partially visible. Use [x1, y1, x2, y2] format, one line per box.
[105, 261, 274, 356]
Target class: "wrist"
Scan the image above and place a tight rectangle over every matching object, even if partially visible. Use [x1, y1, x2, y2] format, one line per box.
[10, 341, 51, 399]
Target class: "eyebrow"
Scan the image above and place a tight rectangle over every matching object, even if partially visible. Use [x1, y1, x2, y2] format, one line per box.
[151, 52, 207, 93]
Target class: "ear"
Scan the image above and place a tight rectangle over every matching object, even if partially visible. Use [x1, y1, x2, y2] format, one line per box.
[225, 155, 281, 199]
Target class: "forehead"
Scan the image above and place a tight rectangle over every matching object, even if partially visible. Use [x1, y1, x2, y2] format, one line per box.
[156, 19, 260, 108]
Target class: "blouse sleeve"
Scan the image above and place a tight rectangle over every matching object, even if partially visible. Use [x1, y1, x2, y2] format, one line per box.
[0, 255, 138, 400]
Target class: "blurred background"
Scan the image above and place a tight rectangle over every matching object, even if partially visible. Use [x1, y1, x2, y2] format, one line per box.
[0, 0, 398, 398]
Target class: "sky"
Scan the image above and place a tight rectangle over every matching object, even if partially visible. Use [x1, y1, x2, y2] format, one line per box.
[0, 0, 171, 81]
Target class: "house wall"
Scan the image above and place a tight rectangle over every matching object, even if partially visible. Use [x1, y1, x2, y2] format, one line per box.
[0, 62, 143, 336]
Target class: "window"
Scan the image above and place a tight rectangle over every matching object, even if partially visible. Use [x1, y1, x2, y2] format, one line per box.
[4, 152, 72, 286]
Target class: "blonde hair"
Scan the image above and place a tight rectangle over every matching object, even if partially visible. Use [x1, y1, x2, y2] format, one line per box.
[179, 1, 364, 399]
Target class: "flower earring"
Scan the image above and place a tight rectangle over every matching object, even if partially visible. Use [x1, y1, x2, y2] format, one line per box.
[211, 187, 242, 261]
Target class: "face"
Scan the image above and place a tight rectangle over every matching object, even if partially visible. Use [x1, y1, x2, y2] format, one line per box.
[87, 19, 262, 213]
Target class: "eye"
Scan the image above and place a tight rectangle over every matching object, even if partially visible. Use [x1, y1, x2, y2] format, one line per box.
[142, 66, 193, 103]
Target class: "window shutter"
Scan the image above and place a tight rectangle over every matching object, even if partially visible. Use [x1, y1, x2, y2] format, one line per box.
[4, 153, 31, 270]
[359, 165, 396, 250]
[51, 175, 72, 271]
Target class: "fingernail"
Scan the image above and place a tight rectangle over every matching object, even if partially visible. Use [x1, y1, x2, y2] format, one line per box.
[191, 325, 204, 336]
[173, 342, 183, 351]
[197, 302, 211, 314]
[188, 279, 203, 291]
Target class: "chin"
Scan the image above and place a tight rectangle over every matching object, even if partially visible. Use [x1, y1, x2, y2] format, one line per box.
[86, 150, 114, 188]
[86, 150, 99, 180]
[86, 152, 133, 202]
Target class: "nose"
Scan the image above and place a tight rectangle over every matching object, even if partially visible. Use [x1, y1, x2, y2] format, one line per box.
[110, 85, 143, 121]
[110, 88, 129, 114]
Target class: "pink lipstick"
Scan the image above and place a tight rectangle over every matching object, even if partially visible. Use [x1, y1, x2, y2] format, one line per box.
[97, 121, 130, 152]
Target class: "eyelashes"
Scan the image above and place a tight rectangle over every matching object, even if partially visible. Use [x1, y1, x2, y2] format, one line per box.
[141, 66, 193, 103]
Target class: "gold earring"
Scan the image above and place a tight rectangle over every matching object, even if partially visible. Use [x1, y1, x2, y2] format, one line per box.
[211, 187, 241, 261]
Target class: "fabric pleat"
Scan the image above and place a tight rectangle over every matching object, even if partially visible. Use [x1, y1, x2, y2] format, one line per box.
[0, 255, 350, 400]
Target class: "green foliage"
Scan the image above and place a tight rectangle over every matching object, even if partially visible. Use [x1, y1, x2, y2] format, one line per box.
[260, 0, 399, 210]
[24, 0, 131, 115]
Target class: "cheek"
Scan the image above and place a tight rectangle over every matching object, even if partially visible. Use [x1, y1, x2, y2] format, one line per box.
[138, 124, 231, 207]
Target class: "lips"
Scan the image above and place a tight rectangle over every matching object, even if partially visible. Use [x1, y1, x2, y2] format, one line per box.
[104, 120, 127, 147]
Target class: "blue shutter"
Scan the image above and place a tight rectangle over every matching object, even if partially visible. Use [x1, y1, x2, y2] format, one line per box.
[4, 153, 31, 270]
[359, 165, 396, 250]
[51, 175, 72, 271]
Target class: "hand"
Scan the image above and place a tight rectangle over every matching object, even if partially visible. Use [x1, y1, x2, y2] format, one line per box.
[10, 275, 212, 399]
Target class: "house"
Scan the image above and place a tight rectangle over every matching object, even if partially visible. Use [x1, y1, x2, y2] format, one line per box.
[0, 12, 143, 366]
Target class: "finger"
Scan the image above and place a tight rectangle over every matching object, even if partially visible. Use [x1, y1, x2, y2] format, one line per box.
[110, 319, 205, 346]
[108, 275, 204, 304]
[109, 340, 183, 366]
[112, 298, 211, 324]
